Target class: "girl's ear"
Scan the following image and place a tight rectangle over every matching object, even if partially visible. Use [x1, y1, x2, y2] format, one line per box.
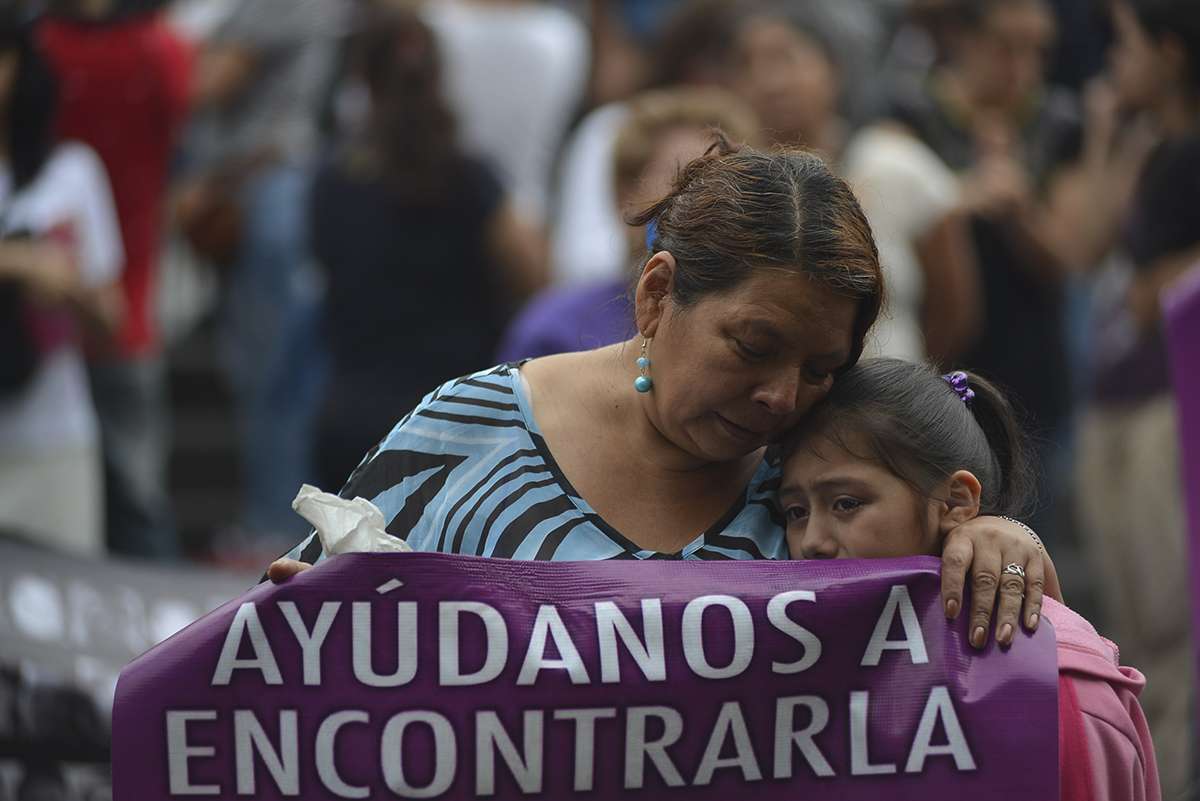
[634, 251, 676, 338]
[936, 470, 982, 536]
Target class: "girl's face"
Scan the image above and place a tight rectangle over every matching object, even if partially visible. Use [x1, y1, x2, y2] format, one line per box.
[779, 432, 944, 559]
[635, 264, 857, 464]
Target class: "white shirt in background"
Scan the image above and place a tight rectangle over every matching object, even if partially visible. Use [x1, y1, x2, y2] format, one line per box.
[842, 125, 959, 362]
[0, 143, 123, 452]
[425, 0, 590, 226]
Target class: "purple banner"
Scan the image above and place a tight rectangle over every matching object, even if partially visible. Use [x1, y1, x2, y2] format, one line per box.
[1164, 262, 1200, 736]
[113, 553, 1058, 800]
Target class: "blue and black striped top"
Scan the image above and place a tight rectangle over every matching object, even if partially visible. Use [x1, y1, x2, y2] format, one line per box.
[285, 364, 788, 565]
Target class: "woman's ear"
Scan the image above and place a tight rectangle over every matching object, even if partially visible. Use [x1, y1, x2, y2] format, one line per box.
[634, 251, 676, 337]
[936, 470, 982, 535]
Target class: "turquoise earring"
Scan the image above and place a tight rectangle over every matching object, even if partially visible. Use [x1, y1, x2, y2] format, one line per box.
[634, 337, 653, 393]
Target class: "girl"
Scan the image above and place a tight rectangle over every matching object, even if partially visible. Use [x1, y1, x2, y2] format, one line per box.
[778, 358, 1160, 801]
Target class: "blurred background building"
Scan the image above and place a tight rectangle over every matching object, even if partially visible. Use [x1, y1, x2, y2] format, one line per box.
[0, 0, 1197, 797]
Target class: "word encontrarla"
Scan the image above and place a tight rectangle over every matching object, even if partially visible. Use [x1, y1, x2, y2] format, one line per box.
[165, 585, 975, 797]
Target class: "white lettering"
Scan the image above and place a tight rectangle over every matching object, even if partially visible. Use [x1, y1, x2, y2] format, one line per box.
[693, 701, 762, 785]
[475, 711, 544, 795]
[439, 602, 508, 686]
[681, 595, 754, 680]
[316, 711, 369, 799]
[166, 710, 219, 795]
[905, 686, 976, 773]
[212, 603, 282, 685]
[517, 605, 590, 685]
[234, 710, 299, 795]
[380, 711, 456, 798]
[767, 591, 822, 674]
[553, 708, 617, 791]
[595, 600, 666, 683]
[773, 696, 834, 778]
[352, 602, 418, 687]
[850, 691, 897, 775]
[624, 706, 685, 789]
[279, 602, 340, 686]
[860, 585, 928, 667]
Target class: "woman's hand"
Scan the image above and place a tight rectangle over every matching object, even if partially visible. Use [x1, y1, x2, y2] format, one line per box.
[267, 558, 312, 582]
[940, 516, 1063, 649]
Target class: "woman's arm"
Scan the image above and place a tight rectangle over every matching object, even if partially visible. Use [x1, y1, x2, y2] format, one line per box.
[940, 516, 1062, 649]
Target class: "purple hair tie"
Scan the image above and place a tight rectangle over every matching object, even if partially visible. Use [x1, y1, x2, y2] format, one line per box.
[942, 371, 976, 404]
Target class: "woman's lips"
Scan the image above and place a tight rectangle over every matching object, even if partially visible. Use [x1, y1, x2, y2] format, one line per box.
[715, 413, 769, 442]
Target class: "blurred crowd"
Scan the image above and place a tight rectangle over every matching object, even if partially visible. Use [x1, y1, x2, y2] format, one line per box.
[0, 0, 1197, 795]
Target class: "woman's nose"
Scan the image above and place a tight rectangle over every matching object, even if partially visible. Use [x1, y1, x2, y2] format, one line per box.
[753, 367, 801, 416]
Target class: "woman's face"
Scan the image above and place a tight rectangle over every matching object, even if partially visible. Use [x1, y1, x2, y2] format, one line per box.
[637, 265, 857, 463]
[957, 1, 1055, 110]
[779, 432, 942, 559]
[734, 18, 838, 145]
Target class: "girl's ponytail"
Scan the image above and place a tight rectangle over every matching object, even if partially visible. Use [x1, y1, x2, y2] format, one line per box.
[962, 371, 1036, 518]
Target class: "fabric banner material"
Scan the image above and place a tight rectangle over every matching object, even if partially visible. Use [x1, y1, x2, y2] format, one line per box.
[113, 553, 1058, 799]
[1164, 261, 1200, 736]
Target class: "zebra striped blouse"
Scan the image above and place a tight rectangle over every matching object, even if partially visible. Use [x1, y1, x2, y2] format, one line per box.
[286, 364, 788, 565]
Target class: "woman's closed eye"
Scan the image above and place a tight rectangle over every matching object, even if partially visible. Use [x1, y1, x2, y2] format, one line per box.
[802, 363, 833, 384]
[734, 338, 771, 361]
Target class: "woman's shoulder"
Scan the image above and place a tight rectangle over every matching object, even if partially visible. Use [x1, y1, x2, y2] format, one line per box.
[374, 363, 529, 449]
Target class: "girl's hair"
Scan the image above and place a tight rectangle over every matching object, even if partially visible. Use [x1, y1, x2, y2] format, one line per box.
[346, 7, 458, 198]
[0, 7, 58, 191]
[787, 358, 1036, 517]
[628, 138, 883, 368]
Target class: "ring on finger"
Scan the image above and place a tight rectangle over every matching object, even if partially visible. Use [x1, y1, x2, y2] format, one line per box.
[1002, 562, 1026, 579]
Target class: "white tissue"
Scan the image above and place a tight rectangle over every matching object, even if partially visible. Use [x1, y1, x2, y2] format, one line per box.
[291, 484, 413, 555]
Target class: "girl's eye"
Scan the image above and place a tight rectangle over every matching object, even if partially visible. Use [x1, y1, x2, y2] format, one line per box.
[785, 505, 808, 522]
[833, 497, 863, 513]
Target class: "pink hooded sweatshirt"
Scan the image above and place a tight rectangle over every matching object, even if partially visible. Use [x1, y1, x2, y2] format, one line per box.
[1044, 597, 1161, 801]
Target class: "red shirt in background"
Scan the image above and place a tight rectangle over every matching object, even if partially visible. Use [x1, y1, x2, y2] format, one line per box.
[38, 14, 192, 358]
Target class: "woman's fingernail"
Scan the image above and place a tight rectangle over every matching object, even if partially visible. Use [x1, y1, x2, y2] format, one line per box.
[1028, 612, 1039, 629]
[946, 599, 960, 618]
[971, 626, 986, 648]
[999, 623, 1013, 643]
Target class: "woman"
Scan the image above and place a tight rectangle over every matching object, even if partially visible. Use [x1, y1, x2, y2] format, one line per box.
[777, 359, 1160, 800]
[1076, 0, 1200, 792]
[732, 4, 981, 366]
[273, 139, 1054, 647]
[497, 85, 759, 362]
[310, 7, 546, 494]
[0, 8, 124, 555]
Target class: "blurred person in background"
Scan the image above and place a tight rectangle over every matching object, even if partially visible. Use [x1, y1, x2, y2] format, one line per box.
[878, 0, 1098, 544]
[1075, 0, 1200, 791]
[0, 6, 123, 556]
[38, 0, 191, 560]
[175, 0, 342, 559]
[310, 5, 546, 495]
[424, 0, 587, 236]
[499, 86, 759, 361]
[733, 3, 981, 367]
[551, 0, 743, 286]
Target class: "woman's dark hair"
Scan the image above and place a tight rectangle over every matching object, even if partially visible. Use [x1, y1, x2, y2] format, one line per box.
[628, 136, 883, 367]
[1128, 0, 1200, 93]
[0, 7, 58, 190]
[787, 358, 1036, 517]
[346, 7, 458, 198]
